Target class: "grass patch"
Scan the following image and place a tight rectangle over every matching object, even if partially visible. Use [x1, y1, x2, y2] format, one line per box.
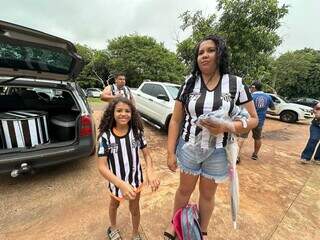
[87, 97, 103, 104]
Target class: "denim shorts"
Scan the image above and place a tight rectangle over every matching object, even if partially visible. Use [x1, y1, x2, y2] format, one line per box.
[176, 137, 228, 183]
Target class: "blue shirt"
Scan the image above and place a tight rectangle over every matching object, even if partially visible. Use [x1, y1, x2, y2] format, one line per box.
[252, 91, 274, 127]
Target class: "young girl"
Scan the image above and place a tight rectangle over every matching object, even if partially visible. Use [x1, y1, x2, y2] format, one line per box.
[97, 97, 160, 240]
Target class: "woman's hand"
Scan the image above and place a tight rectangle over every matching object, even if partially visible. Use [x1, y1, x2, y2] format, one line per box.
[146, 168, 160, 192]
[167, 153, 178, 172]
[200, 118, 235, 135]
[118, 181, 137, 200]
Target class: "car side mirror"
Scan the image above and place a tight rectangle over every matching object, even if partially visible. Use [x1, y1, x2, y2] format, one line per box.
[157, 94, 169, 101]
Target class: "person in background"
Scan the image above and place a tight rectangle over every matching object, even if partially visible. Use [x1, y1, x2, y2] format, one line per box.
[101, 73, 134, 103]
[163, 35, 258, 240]
[238, 81, 275, 162]
[300, 102, 320, 164]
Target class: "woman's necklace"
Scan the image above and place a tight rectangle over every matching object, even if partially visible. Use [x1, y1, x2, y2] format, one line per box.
[204, 72, 220, 90]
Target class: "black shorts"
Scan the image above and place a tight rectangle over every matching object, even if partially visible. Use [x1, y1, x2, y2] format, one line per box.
[238, 126, 263, 140]
[252, 127, 262, 140]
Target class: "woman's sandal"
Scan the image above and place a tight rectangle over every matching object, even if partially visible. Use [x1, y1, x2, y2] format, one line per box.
[132, 234, 143, 240]
[163, 231, 176, 240]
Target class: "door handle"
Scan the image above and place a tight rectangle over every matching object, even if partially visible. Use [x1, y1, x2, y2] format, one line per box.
[148, 98, 153, 101]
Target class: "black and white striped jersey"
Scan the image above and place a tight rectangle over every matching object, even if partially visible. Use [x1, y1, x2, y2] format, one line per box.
[111, 84, 132, 100]
[0, 111, 49, 149]
[176, 74, 252, 148]
[97, 128, 147, 198]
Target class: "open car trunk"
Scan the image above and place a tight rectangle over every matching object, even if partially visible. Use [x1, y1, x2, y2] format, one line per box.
[0, 85, 81, 153]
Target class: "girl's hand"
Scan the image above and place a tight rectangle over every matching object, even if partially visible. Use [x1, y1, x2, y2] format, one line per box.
[200, 119, 235, 135]
[146, 168, 160, 192]
[167, 153, 178, 172]
[119, 181, 137, 200]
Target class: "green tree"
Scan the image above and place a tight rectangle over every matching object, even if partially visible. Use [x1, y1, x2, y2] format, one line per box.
[107, 34, 187, 87]
[177, 0, 288, 82]
[75, 44, 108, 89]
[177, 10, 218, 67]
[90, 49, 110, 86]
[272, 48, 320, 99]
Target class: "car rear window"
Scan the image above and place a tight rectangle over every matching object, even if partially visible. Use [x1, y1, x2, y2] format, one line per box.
[0, 41, 73, 74]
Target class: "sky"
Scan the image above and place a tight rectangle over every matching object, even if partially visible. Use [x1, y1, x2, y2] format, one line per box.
[1, 0, 319, 56]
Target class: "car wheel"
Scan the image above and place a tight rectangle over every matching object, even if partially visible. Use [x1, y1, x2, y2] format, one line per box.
[164, 115, 172, 131]
[280, 111, 298, 123]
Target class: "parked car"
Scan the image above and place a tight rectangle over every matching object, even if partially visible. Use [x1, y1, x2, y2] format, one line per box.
[267, 93, 314, 123]
[289, 97, 319, 108]
[86, 88, 102, 98]
[132, 81, 180, 129]
[0, 20, 96, 176]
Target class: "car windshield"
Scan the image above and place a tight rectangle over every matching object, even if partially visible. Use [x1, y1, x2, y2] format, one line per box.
[271, 94, 288, 103]
[278, 95, 288, 103]
[165, 85, 180, 99]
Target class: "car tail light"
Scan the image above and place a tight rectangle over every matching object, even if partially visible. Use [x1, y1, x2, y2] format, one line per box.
[80, 115, 92, 137]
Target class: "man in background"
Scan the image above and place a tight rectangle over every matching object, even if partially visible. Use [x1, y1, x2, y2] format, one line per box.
[100, 73, 134, 103]
[238, 81, 275, 162]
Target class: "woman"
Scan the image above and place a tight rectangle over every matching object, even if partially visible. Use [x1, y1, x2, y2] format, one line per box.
[164, 35, 258, 240]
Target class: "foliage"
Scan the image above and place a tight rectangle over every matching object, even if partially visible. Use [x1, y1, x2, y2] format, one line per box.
[106, 34, 187, 87]
[271, 49, 320, 99]
[176, 0, 288, 83]
[90, 49, 110, 86]
[176, 11, 217, 67]
[75, 44, 109, 89]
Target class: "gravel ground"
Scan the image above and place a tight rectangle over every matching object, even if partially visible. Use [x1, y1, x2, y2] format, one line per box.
[1, 106, 318, 240]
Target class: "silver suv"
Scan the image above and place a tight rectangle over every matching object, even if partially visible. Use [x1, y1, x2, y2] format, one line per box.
[0, 20, 96, 176]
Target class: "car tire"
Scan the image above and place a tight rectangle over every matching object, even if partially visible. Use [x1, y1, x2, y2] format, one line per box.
[280, 110, 298, 123]
[164, 115, 172, 131]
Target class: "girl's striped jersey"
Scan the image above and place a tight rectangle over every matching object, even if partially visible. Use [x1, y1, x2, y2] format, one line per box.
[97, 128, 147, 198]
[111, 84, 132, 100]
[176, 74, 252, 148]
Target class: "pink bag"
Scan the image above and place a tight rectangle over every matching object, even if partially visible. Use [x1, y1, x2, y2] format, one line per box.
[172, 204, 203, 240]
[172, 207, 183, 240]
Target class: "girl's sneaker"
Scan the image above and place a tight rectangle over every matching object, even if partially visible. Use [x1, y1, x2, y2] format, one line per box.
[107, 227, 122, 240]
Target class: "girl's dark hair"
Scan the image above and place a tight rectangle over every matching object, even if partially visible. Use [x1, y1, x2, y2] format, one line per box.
[180, 35, 230, 102]
[98, 97, 144, 140]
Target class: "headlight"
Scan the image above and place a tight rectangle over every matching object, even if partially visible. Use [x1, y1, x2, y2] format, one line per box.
[299, 108, 308, 112]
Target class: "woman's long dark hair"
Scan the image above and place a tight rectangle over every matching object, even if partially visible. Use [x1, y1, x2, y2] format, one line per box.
[98, 97, 144, 140]
[192, 34, 230, 77]
[180, 35, 230, 102]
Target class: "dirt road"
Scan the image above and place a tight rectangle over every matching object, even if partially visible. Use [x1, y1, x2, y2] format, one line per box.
[0, 108, 319, 240]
